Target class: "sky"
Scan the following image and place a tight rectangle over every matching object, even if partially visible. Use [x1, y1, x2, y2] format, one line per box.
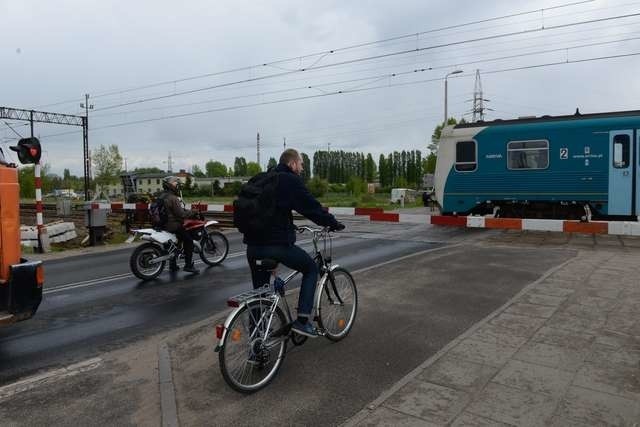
[1, 0, 639, 176]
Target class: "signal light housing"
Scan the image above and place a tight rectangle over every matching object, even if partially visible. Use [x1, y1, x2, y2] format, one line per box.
[10, 137, 42, 164]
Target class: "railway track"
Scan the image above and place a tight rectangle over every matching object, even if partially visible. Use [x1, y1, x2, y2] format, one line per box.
[18, 203, 237, 228]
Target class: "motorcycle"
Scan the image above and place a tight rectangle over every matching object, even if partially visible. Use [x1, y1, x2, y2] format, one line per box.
[128, 216, 229, 281]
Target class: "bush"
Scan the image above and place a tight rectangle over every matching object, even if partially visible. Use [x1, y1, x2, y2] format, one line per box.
[328, 183, 347, 193]
[307, 176, 328, 198]
[360, 193, 376, 203]
[221, 181, 243, 197]
[346, 176, 366, 196]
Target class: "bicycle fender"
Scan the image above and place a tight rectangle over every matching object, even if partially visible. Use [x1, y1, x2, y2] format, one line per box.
[215, 297, 273, 350]
[313, 264, 341, 314]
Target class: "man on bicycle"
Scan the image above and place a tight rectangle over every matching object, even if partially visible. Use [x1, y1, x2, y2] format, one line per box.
[244, 149, 344, 337]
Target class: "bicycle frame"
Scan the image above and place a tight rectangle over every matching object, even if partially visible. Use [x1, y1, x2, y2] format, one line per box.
[215, 227, 341, 348]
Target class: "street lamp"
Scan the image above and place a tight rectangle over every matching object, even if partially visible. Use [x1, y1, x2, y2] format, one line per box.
[444, 70, 463, 125]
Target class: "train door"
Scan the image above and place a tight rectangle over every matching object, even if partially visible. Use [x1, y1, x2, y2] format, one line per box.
[608, 130, 633, 215]
[636, 129, 640, 216]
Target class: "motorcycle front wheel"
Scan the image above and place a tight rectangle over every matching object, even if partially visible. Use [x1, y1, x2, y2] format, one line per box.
[200, 230, 229, 266]
[130, 242, 166, 280]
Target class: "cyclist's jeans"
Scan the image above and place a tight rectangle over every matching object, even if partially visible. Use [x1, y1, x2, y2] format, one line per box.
[247, 244, 318, 318]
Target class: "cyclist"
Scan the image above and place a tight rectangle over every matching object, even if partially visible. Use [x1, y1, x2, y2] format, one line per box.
[160, 176, 200, 274]
[244, 149, 344, 337]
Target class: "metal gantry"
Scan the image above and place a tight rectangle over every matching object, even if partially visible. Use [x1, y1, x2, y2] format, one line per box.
[0, 106, 90, 200]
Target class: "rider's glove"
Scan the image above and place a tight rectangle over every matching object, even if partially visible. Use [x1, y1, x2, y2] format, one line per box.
[330, 222, 345, 232]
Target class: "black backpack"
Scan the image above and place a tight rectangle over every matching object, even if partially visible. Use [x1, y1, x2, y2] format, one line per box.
[149, 194, 169, 229]
[233, 171, 280, 237]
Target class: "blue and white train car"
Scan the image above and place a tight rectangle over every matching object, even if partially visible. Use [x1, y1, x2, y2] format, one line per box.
[434, 110, 640, 219]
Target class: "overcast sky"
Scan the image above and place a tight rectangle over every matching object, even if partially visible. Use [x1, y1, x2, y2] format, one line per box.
[2, 0, 639, 176]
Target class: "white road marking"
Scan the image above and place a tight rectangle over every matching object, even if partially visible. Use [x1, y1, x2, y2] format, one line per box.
[44, 238, 317, 295]
[0, 357, 103, 401]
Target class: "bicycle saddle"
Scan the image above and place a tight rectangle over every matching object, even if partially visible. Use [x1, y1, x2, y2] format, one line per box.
[255, 258, 279, 271]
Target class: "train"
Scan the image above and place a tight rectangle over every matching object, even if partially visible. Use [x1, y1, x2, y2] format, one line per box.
[434, 109, 640, 220]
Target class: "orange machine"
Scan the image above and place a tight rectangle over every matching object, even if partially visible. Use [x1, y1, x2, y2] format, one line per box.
[0, 166, 21, 282]
[0, 165, 43, 325]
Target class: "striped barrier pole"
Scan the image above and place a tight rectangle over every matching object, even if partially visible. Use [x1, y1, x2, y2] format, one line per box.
[34, 163, 50, 252]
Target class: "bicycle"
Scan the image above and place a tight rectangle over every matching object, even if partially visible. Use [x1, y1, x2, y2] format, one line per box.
[214, 226, 358, 393]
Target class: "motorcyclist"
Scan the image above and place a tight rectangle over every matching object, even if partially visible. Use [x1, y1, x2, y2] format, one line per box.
[160, 176, 200, 274]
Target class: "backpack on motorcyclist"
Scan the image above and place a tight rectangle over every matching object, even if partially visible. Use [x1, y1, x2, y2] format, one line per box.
[149, 195, 169, 230]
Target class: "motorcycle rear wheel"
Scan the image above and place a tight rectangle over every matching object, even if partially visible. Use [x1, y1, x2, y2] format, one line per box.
[130, 243, 166, 280]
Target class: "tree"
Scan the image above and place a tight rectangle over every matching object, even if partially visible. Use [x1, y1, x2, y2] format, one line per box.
[212, 179, 221, 195]
[18, 166, 35, 198]
[191, 164, 205, 178]
[246, 161, 262, 176]
[365, 154, 376, 183]
[132, 167, 165, 174]
[346, 176, 366, 196]
[306, 176, 328, 198]
[301, 152, 311, 182]
[205, 160, 227, 177]
[233, 157, 248, 176]
[93, 144, 123, 194]
[424, 152, 437, 174]
[267, 157, 277, 170]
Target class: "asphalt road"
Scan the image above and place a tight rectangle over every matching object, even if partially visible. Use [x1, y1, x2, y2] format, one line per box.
[0, 222, 449, 383]
[169, 234, 576, 426]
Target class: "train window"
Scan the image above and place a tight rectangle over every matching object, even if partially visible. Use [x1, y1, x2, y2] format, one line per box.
[507, 140, 549, 170]
[613, 134, 630, 168]
[455, 140, 477, 172]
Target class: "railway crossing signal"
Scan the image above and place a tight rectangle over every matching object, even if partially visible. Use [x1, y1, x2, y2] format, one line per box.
[10, 137, 42, 164]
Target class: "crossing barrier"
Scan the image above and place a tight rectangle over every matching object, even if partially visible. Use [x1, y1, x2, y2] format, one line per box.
[84, 203, 640, 236]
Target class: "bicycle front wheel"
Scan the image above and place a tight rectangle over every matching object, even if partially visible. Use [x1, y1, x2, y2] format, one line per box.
[219, 299, 288, 393]
[318, 267, 358, 341]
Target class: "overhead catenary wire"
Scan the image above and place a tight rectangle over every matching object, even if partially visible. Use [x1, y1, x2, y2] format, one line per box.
[91, 11, 640, 114]
[72, 0, 596, 102]
[85, 33, 640, 120]
[30, 49, 640, 143]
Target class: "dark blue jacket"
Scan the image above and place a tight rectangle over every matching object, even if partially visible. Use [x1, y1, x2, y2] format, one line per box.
[244, 163, 339, 245]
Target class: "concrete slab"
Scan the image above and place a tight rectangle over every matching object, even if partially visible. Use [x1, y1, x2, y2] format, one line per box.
[469, 323, 530, 349]
[491, 360, 573, 398]
[503, 302, 559, 319]
[416, 356, 498, 393]
[566, 295, 620, 311]
[587, 342, 640, 368]
[573, 363, 640, 400]
[447, 339, 519, 368]
[554, 386, 640, 425]
[513, 341, 589, 372]
[383, 380, 470, 425]
[545, 312, 605, 335]
[450, 412, 513, 427]
[530, 326, 595, 350]
[465, 382, 556, 426]
[487, 313, 547, 337]
[355, 407, 438, 427]
[531, 284, 575, 298]
[517, 292, 566, 307]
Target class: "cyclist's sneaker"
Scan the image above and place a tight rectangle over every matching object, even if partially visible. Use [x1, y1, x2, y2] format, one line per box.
[291, 320, 318, 338]
[183, 264, 200, 274]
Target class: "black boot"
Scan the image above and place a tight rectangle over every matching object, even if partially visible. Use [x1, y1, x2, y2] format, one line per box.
[183, 263, 199, 274]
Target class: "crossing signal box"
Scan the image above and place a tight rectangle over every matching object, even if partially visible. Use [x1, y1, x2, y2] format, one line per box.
[10, 137, 42, 164]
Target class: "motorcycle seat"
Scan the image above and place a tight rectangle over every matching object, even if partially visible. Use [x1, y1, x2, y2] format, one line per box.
[255, 258, 278, 272]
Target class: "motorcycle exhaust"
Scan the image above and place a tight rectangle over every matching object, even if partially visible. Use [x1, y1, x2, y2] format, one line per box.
[148, 254, 172, 264]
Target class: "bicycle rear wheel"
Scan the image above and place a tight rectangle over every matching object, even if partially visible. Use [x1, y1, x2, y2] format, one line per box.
[219, 299, 288, 393]
[317, 267, 358, 341]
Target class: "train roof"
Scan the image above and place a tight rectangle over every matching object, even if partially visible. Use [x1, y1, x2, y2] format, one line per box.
[454, 108, 640, 129]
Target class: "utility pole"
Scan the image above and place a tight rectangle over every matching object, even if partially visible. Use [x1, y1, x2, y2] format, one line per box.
[80, 94, 93, 200]
[256, 132, 260, 166]
[471, 69, 491, 122]
[167, 151, 173, 173]
[283, 137, 286, 150]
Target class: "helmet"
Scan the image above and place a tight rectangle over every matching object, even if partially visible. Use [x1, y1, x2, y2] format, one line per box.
[162, 176, 180, 192]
